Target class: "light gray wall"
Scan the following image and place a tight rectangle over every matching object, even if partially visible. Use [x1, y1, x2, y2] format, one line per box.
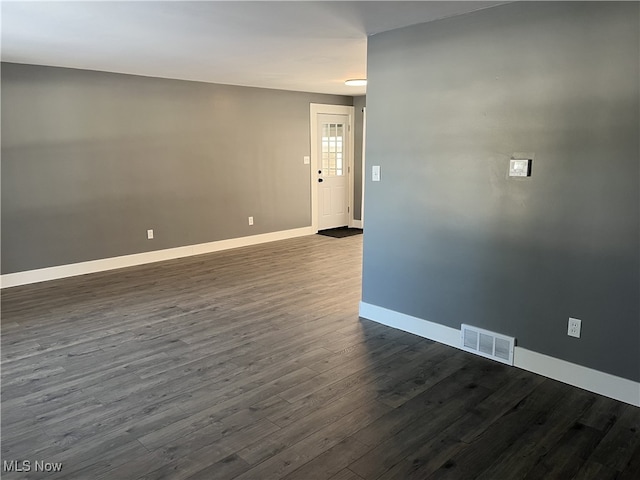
[362, 2, 639, 381]
[353, 96, 366, 221]
[1, 63, 352, 273]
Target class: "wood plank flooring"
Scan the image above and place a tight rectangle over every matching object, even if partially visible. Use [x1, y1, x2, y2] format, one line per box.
[2, 234, 639, 479]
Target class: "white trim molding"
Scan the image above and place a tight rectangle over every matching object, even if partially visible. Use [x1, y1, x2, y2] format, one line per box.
[1, 227, 314, 289]
[359, 302, 640, 407]
[359, 302, 460, 348]
[514, 348, 640, 407]
[351, 220, 363, 229]
[360, 106, 366, 230]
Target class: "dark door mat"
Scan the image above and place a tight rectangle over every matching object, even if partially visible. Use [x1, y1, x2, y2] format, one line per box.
[317, 227, 363, 238]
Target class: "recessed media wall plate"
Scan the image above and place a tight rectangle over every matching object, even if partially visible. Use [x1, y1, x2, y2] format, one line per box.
[509, 158, 532, 177]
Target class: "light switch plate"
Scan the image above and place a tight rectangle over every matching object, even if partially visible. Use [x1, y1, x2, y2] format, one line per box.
[372, 165, 381, 182]
[509, 159, 532, 177]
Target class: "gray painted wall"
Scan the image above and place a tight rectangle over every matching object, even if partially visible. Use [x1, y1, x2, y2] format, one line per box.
[362, 2, 639, 381]
[353, 96, 366, 221]
[1, 63, 352, 273]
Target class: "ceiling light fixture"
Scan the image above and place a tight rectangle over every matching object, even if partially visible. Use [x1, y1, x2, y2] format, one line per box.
[345, 79, 367, 86]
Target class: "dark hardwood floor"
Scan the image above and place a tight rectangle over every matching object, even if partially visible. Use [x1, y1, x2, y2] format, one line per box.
[2, 234, 639, 479]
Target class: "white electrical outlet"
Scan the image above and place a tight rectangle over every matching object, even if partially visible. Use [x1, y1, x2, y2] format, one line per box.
[248, 216, 254, 226]
[147, 229, 154, 240]
[568, 317, 581, 338]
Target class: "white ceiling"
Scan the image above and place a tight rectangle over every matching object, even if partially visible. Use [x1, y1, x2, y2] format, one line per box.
[1, 1, 506, 96]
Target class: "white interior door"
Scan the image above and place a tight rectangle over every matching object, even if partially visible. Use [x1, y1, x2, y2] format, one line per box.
[317, 113, 349, 230]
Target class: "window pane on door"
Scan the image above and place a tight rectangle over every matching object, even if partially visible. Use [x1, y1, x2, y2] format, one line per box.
[321, 123, 345, 177]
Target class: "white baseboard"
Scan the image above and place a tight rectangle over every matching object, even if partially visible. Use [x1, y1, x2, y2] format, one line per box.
[358, 301, 460, 348]
[359, 302, 640, 407]
[351, 219, 363, 229]
[513, 348, 640, 407]
[1, 227, 314, 289]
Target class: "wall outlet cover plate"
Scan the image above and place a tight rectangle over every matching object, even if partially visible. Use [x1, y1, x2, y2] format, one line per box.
[568, 317, 581, 338]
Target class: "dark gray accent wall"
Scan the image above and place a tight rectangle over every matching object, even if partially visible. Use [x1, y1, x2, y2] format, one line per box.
[1, 63, 352, 273]
[353, 95, 366, 221]
[362, 2, 639, 381]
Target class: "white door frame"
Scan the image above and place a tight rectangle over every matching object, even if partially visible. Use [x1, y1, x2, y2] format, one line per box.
[310, 103, 355, 233]
[360, 106, 366, 229]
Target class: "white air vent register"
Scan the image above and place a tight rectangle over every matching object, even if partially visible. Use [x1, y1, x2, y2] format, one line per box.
[461, 324, 515, 366]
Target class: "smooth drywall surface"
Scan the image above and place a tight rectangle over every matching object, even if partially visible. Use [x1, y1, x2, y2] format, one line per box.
[1, 64, 351, 273]
[353, 96, 366, 221]
[362, 2, 639, 381]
